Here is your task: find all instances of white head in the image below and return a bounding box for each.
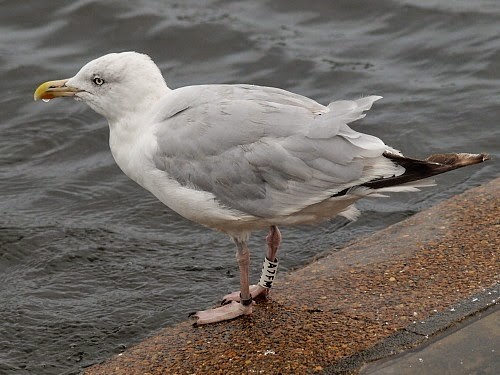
[34,52,169,122]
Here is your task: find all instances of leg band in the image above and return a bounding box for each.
[240,294,253,306]
[258,257,279,289]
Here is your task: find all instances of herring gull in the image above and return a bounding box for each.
[34,52,489,325]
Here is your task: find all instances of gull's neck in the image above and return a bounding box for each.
[105,80,171,125]
[107,81,171,183]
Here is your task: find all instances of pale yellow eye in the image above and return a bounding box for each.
[92,77,104,86]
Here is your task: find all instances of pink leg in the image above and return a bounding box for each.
[190,238,253,326]
[266,225,281,261]
[222,225,281,304]
[235,238,252,303]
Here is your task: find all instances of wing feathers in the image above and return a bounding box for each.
[153,87,396,218]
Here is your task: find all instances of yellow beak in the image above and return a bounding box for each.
[33,79,79,101]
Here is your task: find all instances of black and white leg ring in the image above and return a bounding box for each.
[258,257,279,289]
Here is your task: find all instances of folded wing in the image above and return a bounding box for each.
[152,85,398,217]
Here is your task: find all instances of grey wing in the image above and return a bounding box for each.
[153,86,389,218]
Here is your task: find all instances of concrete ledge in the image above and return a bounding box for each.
[83,177,499,375]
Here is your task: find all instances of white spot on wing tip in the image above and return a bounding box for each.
[338,205,360,221]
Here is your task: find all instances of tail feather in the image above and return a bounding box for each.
[362,152,490,189]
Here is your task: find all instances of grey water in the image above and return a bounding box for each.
[0,1,498,374]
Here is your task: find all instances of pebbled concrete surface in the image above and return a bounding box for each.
[359,305,499,375]
[83,177,499,375]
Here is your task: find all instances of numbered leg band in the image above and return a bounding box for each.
[258,257,279,289]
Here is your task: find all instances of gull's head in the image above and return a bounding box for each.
[34,52,168,121]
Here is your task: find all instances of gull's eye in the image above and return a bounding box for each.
[92,76,105,86]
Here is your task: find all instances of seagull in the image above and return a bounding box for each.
[34,52,488,326]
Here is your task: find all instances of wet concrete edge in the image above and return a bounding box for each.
[324,287,499,374]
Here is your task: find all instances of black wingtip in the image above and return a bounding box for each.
[361,151,490,190]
